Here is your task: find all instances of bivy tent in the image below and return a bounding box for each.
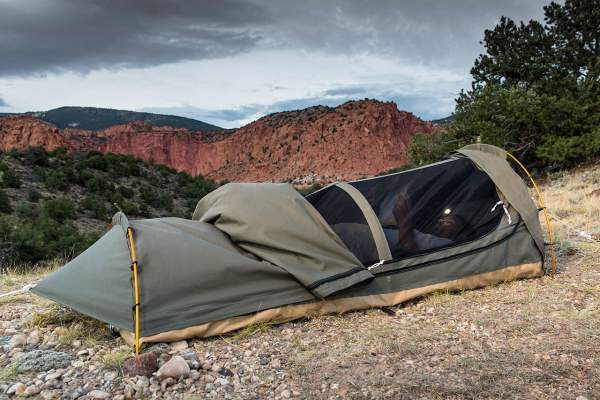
[32,144,553,352]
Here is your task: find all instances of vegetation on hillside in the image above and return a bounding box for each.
[37,106,223,131]
[409,0,600,170]
[0,147,219,266]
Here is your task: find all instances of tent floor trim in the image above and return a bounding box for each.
[120,261,542,346]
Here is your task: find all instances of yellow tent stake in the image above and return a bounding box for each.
[127,227,141,354]
[505,152,556,276]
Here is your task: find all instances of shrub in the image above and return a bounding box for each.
[0,165,22,188]
[45,170,70,191]
[24,147,50,166]
[0,215,98,264]
[119,200,139,215]
[117,185,135,199]
[16,202,38,219]
[0,190,12,214]
[81,196,108,220]
[27,189,42,203]
[42,198,75,222]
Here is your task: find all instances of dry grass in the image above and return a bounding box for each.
[100,350,132,374]
[28,304,113,347]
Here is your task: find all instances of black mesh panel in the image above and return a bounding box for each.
[307,185,379,265]
[349,158,503,259]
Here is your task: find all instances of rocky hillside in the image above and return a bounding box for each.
[0,148,219,265]
[0,100,438,183]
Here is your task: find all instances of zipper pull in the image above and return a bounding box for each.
[367,260,385,271]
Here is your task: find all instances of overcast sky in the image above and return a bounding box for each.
[0,0,547,128]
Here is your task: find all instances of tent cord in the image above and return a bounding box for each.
[0,282,37,298]
[127,227,141,355]
[505,153,556,276]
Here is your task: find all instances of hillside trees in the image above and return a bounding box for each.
[411,0,600,169]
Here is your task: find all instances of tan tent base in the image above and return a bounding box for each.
[120,261,542,346]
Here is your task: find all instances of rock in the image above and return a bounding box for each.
[76,349,89,357]
[17,350,73,372]
[7,382,26,395]
[281,389,291,398]
[27,330,42,347]
[45,371,63,381]
[218,367,234,377]
[87,390,111,399]
[123,384,135,399]
[24,385,42,396]
[216,377,230,386]
[170,340,188,352]
[122,352,158,377]
[160,377,175,391]
[103,370,118,382]
[8,333,27,349]
[157,355,190,380]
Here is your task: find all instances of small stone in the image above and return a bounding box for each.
[7,382,26,395]
[201,361,212,370]
[27,330,42,346]
[281,389,291,398]
[135,376,150,390]
[170,340,188,352]
[71,340,82,348]
[258,356,270,365]
[76,349,89,357]
[103,370,118,382]
[24,385,41,396]
[122,352,158,377]
[271,358,281,368]
[156,355,190,380]
[45,371,62,381]
[123,384,135,399]
[216,377,230,386]
[87,389,111,399]
[160,377,175,391]
[218,367,234,377]
[9,334,27,349]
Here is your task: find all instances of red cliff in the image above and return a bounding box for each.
[0,100,438,183]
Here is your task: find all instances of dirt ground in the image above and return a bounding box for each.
[1,162,599,399]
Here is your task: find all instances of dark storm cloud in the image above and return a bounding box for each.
[0,0,268,76]
[0,0,547,77]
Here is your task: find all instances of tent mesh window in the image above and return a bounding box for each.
[308,185,379,265]
[350,158,504,259]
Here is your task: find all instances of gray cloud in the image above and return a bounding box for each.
[0,97,8,107]
[0,0,268,76]
[1,0,547,77]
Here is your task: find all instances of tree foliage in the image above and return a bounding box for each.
[411,0,600,169]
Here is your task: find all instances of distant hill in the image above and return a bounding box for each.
[36,106,223,131]
[0,100,439,183]
[430,115,454,126]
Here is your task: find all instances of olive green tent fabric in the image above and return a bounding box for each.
[193,183,374,298]
[457,144,545,255]
[129,218,315,336]
[31,225,134,331]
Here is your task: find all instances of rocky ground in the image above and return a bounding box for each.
[0,163,598,400]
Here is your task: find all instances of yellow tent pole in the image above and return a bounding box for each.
[505,152,556,276]
[127,227,141,354]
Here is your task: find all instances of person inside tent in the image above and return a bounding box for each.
[386,192,466,256]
